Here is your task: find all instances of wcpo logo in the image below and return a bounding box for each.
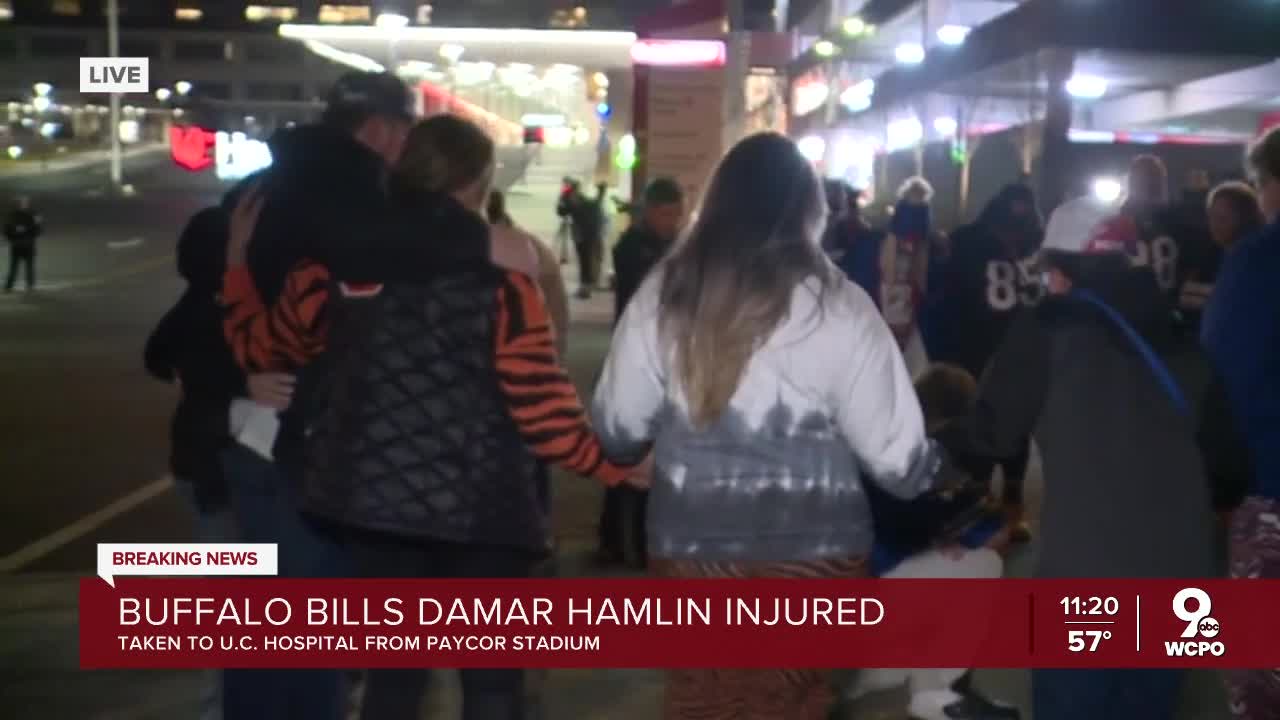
[1165,588,1224,657]
[80,57,149,93]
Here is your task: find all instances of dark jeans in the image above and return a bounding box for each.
[972,438,1031,506]
[572,232,601,288]
[346,531,540,720]
[5,248,34,291]
[1033,669,1182,720]
[219,445,350,720]
[598,485,647,565]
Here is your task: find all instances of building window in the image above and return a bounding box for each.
[51,0,81,15]
[245,5,299,23]
[174,40,229,62]
[120,38,158,57]
[247,82,304,102]
[197,82,232,100]
[318,4,370,24]
[245,41,304,64]
[550,6,588,29]
[30,34,88,57]
[175,7,203,21]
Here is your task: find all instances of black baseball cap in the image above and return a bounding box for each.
[324,71,415,122]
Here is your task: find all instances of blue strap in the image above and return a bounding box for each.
[1071,289,1190,417]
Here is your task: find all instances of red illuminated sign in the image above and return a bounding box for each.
[169,126,217,171]
[630,39,726,68]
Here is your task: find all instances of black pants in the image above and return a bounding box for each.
[1033,669,1181,720]
[572,232,600,288]
[972,438,1031,506]
[347,532,539,720]
[5,248,34,291]
[598,485,647,565]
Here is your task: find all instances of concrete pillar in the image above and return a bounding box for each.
[1039,48,1075,212]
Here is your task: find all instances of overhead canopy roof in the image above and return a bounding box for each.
[823,0,1280,143]
[278,25,637,70]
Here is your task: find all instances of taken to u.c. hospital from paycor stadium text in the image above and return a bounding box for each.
[3,1,1280,720]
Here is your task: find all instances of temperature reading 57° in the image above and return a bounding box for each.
[1068,630,1112,652]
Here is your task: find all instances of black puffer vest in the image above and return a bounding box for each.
[294,270,545,551]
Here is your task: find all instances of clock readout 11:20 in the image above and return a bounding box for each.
[1060,596,1120,616]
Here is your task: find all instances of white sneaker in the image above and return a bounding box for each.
[907,689,966,720]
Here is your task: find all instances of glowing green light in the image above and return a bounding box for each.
[814,40,837,58]
[842,17,866,36]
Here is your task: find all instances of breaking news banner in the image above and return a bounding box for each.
[80,544,1280,670]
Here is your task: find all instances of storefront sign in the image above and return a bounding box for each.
[169,127,272,179]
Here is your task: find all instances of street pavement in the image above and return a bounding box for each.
[0,151,1233,718]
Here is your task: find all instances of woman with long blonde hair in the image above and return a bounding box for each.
[591,132,943,718]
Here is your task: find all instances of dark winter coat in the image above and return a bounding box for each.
[938,269,1247,578]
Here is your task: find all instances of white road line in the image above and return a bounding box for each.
[106,237,145,250]
[0,476,173,573]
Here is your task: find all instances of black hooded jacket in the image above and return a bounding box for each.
[937,269,1248,578]
[224,124,492,306]
[144,207,245,511]
[221,124,495,466]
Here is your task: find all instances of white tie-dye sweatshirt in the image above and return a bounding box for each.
[591,270,941,562]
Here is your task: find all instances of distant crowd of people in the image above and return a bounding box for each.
[141,67,1278,720]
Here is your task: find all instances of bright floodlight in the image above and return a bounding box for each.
[6,145,22,159]
[155,88,172,101]
[797,135,826,163]
[839,79,874,113]
[1093,177,1124,204]
[933,116,958,136]
[33,82,53,97]
[886,118,924,151]
[936,25,970,46]
[32,96,51,112]
[1067,74,1108,99]
[842,17,866,36]
[814,40,836,58]
[175,81,193,95]
[895,43,925,65]
[375,12,410,29]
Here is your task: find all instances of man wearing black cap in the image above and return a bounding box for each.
[215,71,535,720]
[596,177,684,567]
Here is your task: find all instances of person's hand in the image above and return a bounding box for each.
[228,184,265,268]
[490,223,539,277]
[247,372,294,411]
[624,451,655,490]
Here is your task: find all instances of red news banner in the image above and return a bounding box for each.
[80,578,1280,669]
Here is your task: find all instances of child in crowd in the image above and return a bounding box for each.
[850,363,1020,720]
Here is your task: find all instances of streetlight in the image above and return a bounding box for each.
[175,81,193,96]
[155,88,172,101]
[33,82,52,97]
[375,12,409,29]
[32,96,52,113]
[375,13,409,68]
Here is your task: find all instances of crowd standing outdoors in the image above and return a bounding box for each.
[140,68,1277,720]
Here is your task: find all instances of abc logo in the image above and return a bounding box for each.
[1167,588,1225,658]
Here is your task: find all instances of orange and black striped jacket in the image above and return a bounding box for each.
[222,260,632,485]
